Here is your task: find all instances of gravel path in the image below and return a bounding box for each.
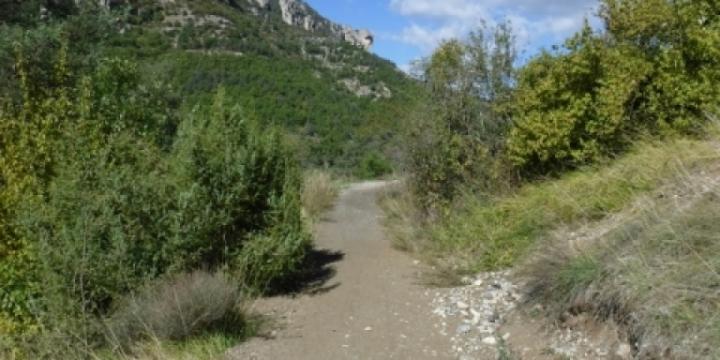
[227,181,457,359]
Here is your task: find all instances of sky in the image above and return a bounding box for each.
[305,0,600,71]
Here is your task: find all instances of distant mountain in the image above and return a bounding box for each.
[1,0,423,171]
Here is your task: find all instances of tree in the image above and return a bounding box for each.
[405,23,518,212]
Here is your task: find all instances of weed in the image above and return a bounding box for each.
[302,170,339,219]
[106,271,248,348]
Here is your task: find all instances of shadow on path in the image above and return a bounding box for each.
[267,248,344,297]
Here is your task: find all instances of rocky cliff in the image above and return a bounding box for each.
[249,0,373,49]
[94,0,373,49]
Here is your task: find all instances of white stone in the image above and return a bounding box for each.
[482,337,497,345]
[616,343,632,359]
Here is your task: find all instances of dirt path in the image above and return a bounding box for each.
[227,181,455,359]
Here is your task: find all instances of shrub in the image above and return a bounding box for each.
[508,1,720,174]
[355,152,393,179]
[404,24,517,212]
[233,168,311,291]
[24,133,177,318]
[302,170,338,219]
[107,271,246,347]
[1,48,309,355]
[170,90,310,273]
[0,45,181,341]
[507,25,653,173]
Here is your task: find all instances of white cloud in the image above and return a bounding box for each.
[388,0,598,58]
[390,0,486,20]
[394,23,469,50]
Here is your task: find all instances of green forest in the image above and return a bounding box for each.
[1,0,719,358]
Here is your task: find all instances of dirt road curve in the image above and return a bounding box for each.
[227,181,454,360]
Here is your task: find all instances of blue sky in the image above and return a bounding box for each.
[305,0,600,71]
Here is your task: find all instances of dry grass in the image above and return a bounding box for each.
[302,170,339,220]
[378,183,425,253]
[106,271,249,350]
[523,149,720,358]
[378,183,469,287]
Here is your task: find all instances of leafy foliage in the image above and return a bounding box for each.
[355,152,393,179]
[507,25,653,171]
[405,24,517,212]
[508,0,720,173]
[1,42,308,356]
[171,91,310,289]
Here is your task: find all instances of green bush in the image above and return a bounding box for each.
[404,25,517,212]
[1,47,309,354]
[170,90,310,275]
[355,152,393,179]
[508,1,720,174]
[24,133,177,318]
[507,28,652,172]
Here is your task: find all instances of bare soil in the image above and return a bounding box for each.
[227,181,456,359]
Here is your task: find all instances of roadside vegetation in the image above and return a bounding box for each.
[0,8,310,359]
[389,0,720,357]
[0,0,391,357]
[302,170,340,220]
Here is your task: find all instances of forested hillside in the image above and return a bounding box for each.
[0,0,421,171]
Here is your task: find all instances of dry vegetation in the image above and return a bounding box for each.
[107,271,248,347]
[302,170,340,220]
[524,156,720,358]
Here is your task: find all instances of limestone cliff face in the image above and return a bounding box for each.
[90,0,373,49]
[255,0,373,49]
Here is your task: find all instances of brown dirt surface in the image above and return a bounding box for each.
[227,181,456,360]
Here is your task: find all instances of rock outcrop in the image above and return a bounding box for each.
[253,0,374,49]
[87,0,373,49]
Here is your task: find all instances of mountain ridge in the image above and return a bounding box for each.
[2,0,420,171]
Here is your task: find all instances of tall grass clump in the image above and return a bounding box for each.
[107,271,248,347]
[302,170,339,219]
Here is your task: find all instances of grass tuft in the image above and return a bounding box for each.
[106,270,249,350]
[302,170,339,219]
